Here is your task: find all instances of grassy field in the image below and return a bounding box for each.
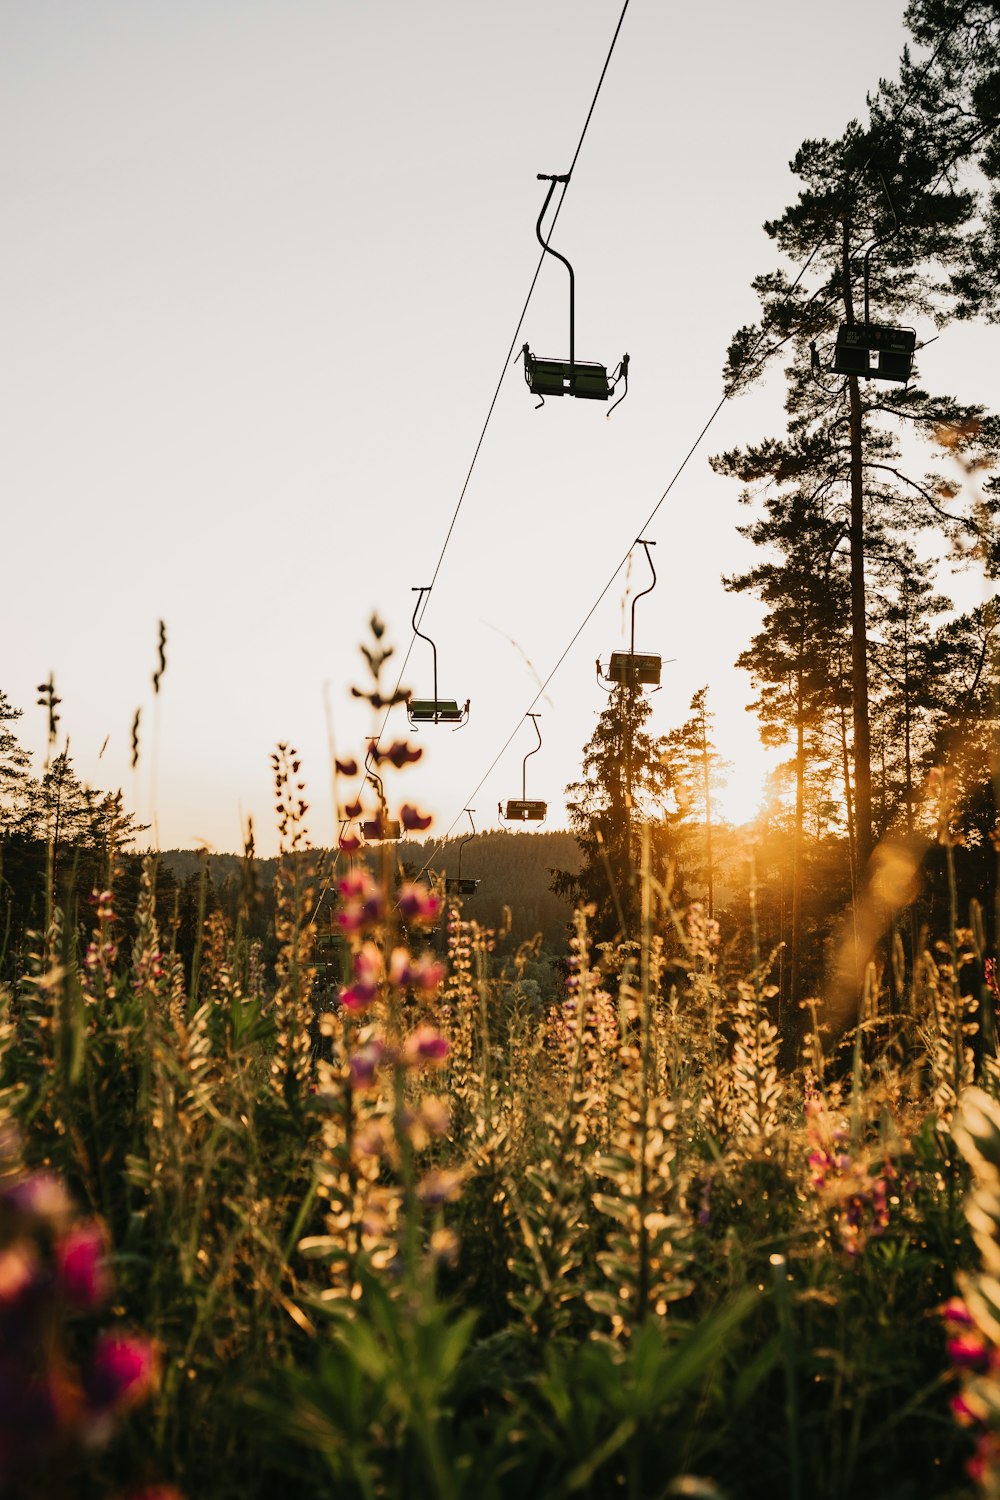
[1,729,999,1500]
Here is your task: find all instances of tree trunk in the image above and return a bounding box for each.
[700,709,715,920]
[791,661,805,1012]
[843,220,873,874]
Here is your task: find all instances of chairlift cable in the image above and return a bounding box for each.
[414,19,966,872]
[334,0,633,853]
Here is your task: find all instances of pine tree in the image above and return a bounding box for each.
[663,688,726,919]
[0,690,31,834]
[551,684,677,945]
[720,99,1000,876]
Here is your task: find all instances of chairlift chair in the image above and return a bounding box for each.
[597,539,662,690]
[500,715,547,823]
[824,171,916,386]
[446,809,480,895]
[406,587,470,729]
[522,173,629,413]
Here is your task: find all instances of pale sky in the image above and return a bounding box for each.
[3,0,995,856]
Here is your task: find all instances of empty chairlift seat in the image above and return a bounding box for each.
[406,587,470,729]
[523,349,613,402]
[605,651,661,687]
[832,323,916,383]
[407,698,468,725]
[501,800,547,822]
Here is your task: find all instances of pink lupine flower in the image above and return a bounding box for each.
[86,1333,157,1414]
[951,1389,979,1426]
[388,947,413,987]
[404,1025,450,1066]
[397,883,441,925]
[55,1221,111,1310]
[389,948,444,993]
[948,1334,991,1371]
[943,1297,975,1329]
[400,804,432,832]
[349,1041,384,1089]
[4,1172,74,1227]
[339,870,377,902]
[335,757,359,776]
[343,799,363,819]
[416,1168,464,1205]
[0,1242,38,1309]
[409,955,445,993]
[339,984,376,1015]
[337,869,384,931]
[368,738,423,769]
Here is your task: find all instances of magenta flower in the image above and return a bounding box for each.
[948,1334,991,1371]
[3,1172,74,1227]
[55,1220,111,1309]
[943,1297,974,1329]
[388,948,443,993]
[339,870,377,902]
[409,955,445,993]
[343,799,363,819]
[339,983,377,1014]
[400,804,433,832]
[349,1041,384,1089]
[354,942,382,987]
[369,738,423,769]
[335,757,359,776]
[397,882,441,926]
[0,1242,39,1309]
[86,1332,157,1414]
[338,832,362,854]
[404,1025,450,1066]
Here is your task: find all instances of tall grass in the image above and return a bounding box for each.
[0,623,994,1497]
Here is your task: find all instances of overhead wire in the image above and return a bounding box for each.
[328,0,632,871]
[412,12,968,873]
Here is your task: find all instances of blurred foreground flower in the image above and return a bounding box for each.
[0,1164,163,1494]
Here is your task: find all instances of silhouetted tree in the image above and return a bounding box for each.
[551,684,678,945]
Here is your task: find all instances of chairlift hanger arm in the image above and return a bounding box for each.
[522,712,542,801]
[457,808,476,882]
[536,173,575,371]
[854,168,901,329]
[630,538,656,656]
[411,586,438,703]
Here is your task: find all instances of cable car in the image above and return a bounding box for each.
[446,809,479,896]
[522,172,629,413]
[597,539,662,690]
[361,771,401,842]
[500,715,547,823]
[406,586,470,729]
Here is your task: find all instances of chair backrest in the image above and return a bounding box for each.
[505,800,546,821]
[608,651,662,686]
